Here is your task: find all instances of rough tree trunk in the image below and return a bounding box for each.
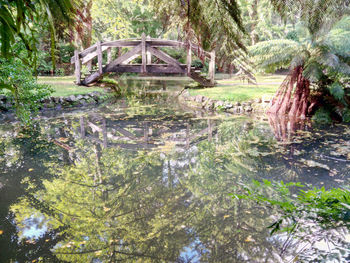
[268,66,310,119]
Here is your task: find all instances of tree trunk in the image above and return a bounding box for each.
[269,66,310,119]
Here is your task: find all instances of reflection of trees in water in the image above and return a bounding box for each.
[3,115,285,262]
[267,113,311,142]
[1,109,349,262]
[0,127,64,262]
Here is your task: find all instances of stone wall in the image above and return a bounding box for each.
[0,91,111,112]
[178,90,272,114]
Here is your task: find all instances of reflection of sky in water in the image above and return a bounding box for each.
[180,238,204,262]
[20,215,47,240]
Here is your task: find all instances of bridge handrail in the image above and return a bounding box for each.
[71,38,211,64]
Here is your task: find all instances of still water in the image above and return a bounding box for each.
[1,80,350,262]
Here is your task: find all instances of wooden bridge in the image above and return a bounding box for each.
[71,33,216,87]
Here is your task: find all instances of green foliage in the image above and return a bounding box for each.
[235,179,350,239]
[0,0,75,65]
[249,39,302,72]
[0,59,52,124]
[328,82,346,103]
[343,108,350,123]
[311,107,332,124]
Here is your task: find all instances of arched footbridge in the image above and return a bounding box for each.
[71,33,216,87]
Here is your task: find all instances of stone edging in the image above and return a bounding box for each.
[178,90,272,114]
[0,91,111,112]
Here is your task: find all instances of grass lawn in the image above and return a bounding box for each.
[189,74,286,102]
[38,76,106,97]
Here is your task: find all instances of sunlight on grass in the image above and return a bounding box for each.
[38,76,106,97]
[189,74,285,102]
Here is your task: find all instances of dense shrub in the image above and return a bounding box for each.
[0,58,52,124]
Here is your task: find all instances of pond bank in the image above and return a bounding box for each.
[179,89,272,114]
[0,91,113,113]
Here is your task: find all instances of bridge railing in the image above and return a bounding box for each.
[71,33,215,85]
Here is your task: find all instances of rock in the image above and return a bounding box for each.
[224,103,233,109]
[76,94,84,100]
[227,108,236,114]
[42,97,51,104]
[195,95,204,103]
[67,95,77,102]
[234,102,241,106]
[44,102,55,109]
[214,100,225,109]
[204,99,215,110]
[255,98,262,103]
[245,106,253,112]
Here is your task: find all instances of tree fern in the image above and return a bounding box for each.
[249,39,302,72]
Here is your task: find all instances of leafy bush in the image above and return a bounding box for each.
[0,58,53,124]
[312,107,332,124]
[234,180,350,262]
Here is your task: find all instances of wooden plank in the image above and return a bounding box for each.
[186,41,192,75]
[115,126,137,140]
[147,46,183,71]
[141,33,147,73]
[102,40,141,47]
[104,44,141,72]
[97,41,103,74]
[81,46,109,65]
[88,121,103,133]
[121,53,140,65]
[148,40,184,48]
[81,71,104,85]
[70,44,97,64]
[74,50,81,85]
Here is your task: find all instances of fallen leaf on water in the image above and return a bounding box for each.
[28,168,34,172]
[245,235,255,242]
[0,230,3,235]
[223,215,230,219]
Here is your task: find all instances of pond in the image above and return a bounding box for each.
[0,79,350,262]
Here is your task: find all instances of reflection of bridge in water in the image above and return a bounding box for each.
[77,115,217,151]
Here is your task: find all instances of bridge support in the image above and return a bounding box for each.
[72,34,216,87]
[74,50,81,85]
[209,51,215,85]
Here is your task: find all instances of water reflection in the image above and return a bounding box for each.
[0,100,350,262]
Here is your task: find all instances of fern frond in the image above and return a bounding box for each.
[249,39,302,72]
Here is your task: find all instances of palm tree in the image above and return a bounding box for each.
[249,0,350,120]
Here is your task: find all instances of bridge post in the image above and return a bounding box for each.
[146,35,152,64]
[209,50,215,85]
[87,61,92,72]
[97,41,103,74]
[107,47,112,64]
[74,50,81,85]
[141,33,147,73]
[186,41,192,75]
